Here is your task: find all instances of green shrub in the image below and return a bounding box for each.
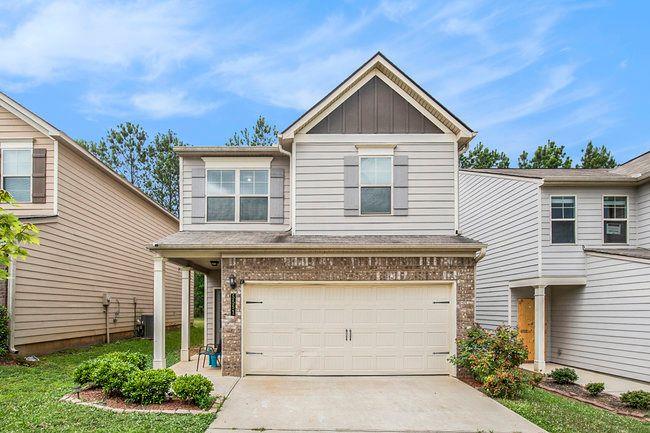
[171,374,215,410]
[102,351,148,370]
[91,358,138,395]
[72,359,99,385]
[585,382,605,396]
[549,367,579,384]
[122,369,176,405]
[482,368,532,399]
[0,305,9,359]
[621,390,650,410]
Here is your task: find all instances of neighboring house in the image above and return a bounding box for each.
[459,153,650,382]
[149,52,486,377]
[0,92,186,355]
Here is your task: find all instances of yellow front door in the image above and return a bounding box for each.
[518,298,535,361]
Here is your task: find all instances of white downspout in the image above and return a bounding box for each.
[7,259,17,354]
[277,139,292,234]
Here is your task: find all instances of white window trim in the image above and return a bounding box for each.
[602,194,629,245]
[550,195,577,245]
[202,156,272,169]
[355,143,395,156]
[359,155,393,216]
[205,168,270,223]
[1,141,33,204]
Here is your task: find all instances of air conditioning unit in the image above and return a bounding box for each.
[141,314,154,339]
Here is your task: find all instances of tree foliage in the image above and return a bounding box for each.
[226,115,278,146]
[0,190,39,280]
[578,141,617,168]
[518,140,573,168]
[144,131,186,216]
[460,142,510,169]
[105,122,149,188]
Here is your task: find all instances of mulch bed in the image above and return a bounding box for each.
[538,377,649,421]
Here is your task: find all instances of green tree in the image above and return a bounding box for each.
[518,140,573,168]
[578,141,617,168]
[460,142,510,169]
[144,131,186,215]
[194,273,204,318]
[105,122,149,187]
[226,115,278,146]
[0,190,39,280]
[77,138,119,172]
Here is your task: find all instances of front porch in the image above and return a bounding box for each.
[170,354,239,397]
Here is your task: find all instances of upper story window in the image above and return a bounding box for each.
[603,196,627,244]
[205,168,269,222]
[360,156,392,215]
[2,147,32,203]
[551,196,576,244]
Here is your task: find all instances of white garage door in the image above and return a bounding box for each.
[243,281,454,375]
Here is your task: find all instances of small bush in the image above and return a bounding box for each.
[102,351,148,370]
[549,367,579,384]
[91,358,138,395]
[585,382,605,397]
[72,359,99,385]
[482,368,533,399]
[0,305,9,359]
[621,390,650,410]
[172,374,215,410]
[122,369,176,405]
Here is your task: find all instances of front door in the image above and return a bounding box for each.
[518,298,535,361]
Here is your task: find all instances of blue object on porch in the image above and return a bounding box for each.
[208,353,218,367]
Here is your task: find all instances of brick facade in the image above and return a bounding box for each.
[221,256,476,377]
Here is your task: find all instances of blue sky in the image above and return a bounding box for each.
[0,0,648,165]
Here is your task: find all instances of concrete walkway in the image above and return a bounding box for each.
[522,362,650,397]
[170,355,238,397]
[208,376,546,433]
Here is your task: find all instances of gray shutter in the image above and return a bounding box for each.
[32,148,47,204]
[343,155,359,216]
[269,167,284,224]
[393,155,408,216]
[191,167,206,223]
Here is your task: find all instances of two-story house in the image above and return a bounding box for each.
[0,92,187,355]
[150,52,486,377]
[459,153,650,382]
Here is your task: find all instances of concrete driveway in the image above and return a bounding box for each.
[207,376,546,433]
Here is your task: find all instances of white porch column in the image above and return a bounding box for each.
[534,284,547,372]
[180,267,191,362]
[153,256,166,369]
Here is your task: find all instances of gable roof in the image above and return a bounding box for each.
[0,92,178,222]
[280,52,475,148]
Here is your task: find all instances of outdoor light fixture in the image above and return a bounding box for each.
[210,260,219,267]
[228,274,237,289]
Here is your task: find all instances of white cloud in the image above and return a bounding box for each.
[130,90,217,118]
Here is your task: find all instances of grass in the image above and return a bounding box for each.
[0,320,216,433]
[499,386,650,433]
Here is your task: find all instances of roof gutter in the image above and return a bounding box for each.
[149,242,485,252]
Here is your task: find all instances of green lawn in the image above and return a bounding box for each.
[0,320,215,433]
[499,386,650,433]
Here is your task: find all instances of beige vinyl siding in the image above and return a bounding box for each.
[459,172,540,328]
[295,140,455,235]
[13,142,184,348]
[638,182,650,248]
[541,186,638,277]
[550,254,650,382]
[0,107,55,216]
[181,156,290,231]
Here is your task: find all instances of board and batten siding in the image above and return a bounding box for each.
[13,142,186,350]
[181,156,290,231]
[540,186,638,277]
[550,254,650,382]
[637,182,650,248]
[459,172,540,328]
[295,140,455,235]
[0,106,56,217]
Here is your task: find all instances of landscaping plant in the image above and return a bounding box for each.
[172,374,215,410]
[122,368,176,405]
[72,351,147,386]
[0,305,9,359]
[449,325,533,398]
[549,367,579,384]
[72,358,99,385]
[585,382,605,397]
[91,358,139,395]
[620,390,650,410]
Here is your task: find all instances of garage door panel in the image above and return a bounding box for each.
[244,283,452,375]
